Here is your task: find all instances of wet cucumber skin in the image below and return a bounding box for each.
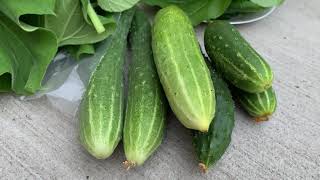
[123,11,167,167]
[193,64,235,172]
[79,9,135,159]
[235,87,277,122]
[152,6,216,132]
[205,20,273,93]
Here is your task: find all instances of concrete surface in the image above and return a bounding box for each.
[0,0,319,179]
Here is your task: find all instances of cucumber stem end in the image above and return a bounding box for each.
[254,114,271,122]
[123,160,137,170]
[199,163,208,173]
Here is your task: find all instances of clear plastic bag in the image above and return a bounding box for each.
[23,40,111,116]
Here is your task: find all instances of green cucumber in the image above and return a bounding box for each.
[79,8,135,159]
[204,20,273,93]
[193,63,235,173]
[123,11,167,168]
[152,6,216,132]
[235,87,277,122]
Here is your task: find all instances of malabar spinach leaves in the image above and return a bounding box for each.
[143,0,232,25]
[98,0,141,12]
[0,14,58,94]
[44,0,116,46]
[0,0,116,94]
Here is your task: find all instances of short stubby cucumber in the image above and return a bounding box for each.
[152,6,216,132]
[234,87,277,122]
[204,20,274,93]
[193,63,235,173]
[79,8,135,159]
[123,11,167,169]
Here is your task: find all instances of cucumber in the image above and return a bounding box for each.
[193,63,235,173]
[234,87,277,122]
[79,8,135,159]
[204,20,273,93]
[123,11,167,169]
[152,6,216,132]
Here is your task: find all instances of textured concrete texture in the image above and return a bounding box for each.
[0,0,320,179]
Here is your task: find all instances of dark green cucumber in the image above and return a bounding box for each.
[193,63,235,173]
[152,6,216,132]
[235,87,277,122]
[123,11,167,168]
[79,8,135,159]
[204,20,273,93]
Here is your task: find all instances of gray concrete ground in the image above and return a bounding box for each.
[0,0,319,179]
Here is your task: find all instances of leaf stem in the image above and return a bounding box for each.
[87,3,105,33]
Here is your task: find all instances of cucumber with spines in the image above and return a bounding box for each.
[205,20,273,93]
[152,6,216,132]
[123,11,167,169]
[193,63,235,173]
[79,8,135,159]
[234,87,277,122]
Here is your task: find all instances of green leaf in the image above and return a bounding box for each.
[66,44,95,60]
[0,0,56,31]
[0,73,11,93]
[98,0,141,12]
[225,0,266,14]
[0,14,58,94]
[44,0,116,46]
[250,0,284,7]
[143,0,232,25]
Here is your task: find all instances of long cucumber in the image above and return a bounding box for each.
[79,9,135,159]
[152,6,216,132]
[193,63,235,173]
[123,11,167,168]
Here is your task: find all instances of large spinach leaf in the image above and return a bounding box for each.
[98,0,141,12]
[225,0,266,14]
[143,0,231,25]
[0,0,56,31]
[250,0,284,7]
[44,0,116,46]
[0,14,57,94]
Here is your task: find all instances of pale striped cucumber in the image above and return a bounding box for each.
[123,11,167,168]
[152,6,216,132]
[235,87,277,122]
[205,21,273,93]
[79,9,135,159]
[193,63,235,173]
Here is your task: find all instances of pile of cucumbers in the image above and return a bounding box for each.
[79,5,277,172]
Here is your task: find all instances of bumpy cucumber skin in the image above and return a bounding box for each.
[235,87,277,122]
[123,11,167,167]
[152,6,216,132]
[79,9,135,159]
[204,21,273,93]
[193,64,235,172]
